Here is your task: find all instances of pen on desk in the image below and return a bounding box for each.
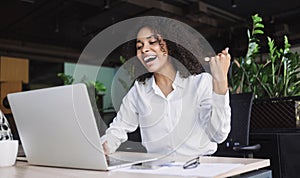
[131,158,201,170]
[183,156,200,169]
[131,164,160,169]
[131,161,183,169]
[158,162,183,167]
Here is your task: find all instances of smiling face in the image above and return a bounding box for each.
[136,27,170,73]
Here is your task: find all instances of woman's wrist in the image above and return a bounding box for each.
[213,79,228,95]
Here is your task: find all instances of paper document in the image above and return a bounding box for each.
[113,162,243,177]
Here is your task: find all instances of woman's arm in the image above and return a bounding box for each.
[198,48,231,143]
[100,84,139,155]
[209,47,231,95]
[196,73,231,144]
[197,47,231,143]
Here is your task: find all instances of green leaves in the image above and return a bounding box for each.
[57,73,74,85]
[254,23,264,28]
[119,55,126,64]
[251,14,264,36]
[253,29,264,35]
[90,81,107,94]
[252,14,262,23]
[231,14,264,97]
[245,14,264,61]
[57,73,106,94]
[230,14,300,99]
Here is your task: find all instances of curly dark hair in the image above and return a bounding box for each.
[121,17,205,83]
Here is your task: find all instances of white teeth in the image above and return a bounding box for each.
[144,55,157,63]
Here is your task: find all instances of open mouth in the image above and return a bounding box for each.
[143,55,157,63]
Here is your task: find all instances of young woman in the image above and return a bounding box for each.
[101,24,231,156]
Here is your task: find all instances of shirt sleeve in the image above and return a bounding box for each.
[100,83,139,154]
[196,73,231,144]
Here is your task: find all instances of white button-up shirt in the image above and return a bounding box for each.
[101,72,231,156]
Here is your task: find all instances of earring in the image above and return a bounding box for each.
[163,52,167,56]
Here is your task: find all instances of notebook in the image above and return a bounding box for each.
[8,83,157,170]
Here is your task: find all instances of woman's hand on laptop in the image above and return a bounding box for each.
[102,141,110,155]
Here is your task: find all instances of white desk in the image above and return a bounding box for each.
[0,153,270,178]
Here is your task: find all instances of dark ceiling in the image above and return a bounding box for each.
[1,0,300,66]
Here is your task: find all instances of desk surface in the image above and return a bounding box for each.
[0,153,270,178]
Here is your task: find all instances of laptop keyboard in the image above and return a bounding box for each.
[106,156,132,167]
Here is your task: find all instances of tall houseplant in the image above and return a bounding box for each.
[230,14,300,128]
[230,14,300,99]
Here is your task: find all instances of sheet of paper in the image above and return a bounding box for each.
[113,162,243,178]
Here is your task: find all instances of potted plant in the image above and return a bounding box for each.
[230,14,300,129]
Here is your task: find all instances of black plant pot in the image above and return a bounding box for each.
[251,96,300,129]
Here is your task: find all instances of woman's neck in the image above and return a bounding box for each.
[154,64,176,97]
[154,64,176,86]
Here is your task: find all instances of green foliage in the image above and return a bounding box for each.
[230,14,264,96]
[57,73,74,85]
[88,81,107,94]
[57,73,107,94]
[119,55,126,64]
[230,14,300,99]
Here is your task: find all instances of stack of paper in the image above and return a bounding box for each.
[113,162,243,177]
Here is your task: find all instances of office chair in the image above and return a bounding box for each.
[214,92,261,158]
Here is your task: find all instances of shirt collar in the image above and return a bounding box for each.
[145,71,186,93]
[173,71,186,89]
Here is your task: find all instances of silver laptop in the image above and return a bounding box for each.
[8,83,157,170]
